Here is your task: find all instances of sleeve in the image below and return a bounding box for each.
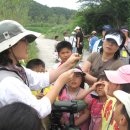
[87,52,97,63]
[84,94,93,110]
[0,77,51,118]
[24,67,50,90]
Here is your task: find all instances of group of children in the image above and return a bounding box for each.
[25,57,107,130]
[24,39,130,130]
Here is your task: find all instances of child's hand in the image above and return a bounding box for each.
[91,81,103,91]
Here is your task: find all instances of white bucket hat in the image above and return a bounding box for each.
[114,90,130,118]
[0,20,41,53]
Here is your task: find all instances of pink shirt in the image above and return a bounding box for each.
[85,95,104,130]
[59,87,89,130]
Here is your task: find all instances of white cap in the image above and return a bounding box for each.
[71,31,76,35]
[91,31,97,34]
[105,34,122,46]
[74,26,80,30]
[114,90,130,118]
[73,68,83,73]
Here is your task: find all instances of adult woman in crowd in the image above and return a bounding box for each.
[82,29,126,85]
[0,20,80,118]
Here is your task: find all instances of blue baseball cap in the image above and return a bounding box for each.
[102,25,112,31]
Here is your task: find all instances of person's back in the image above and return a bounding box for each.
[89,31,98,52]
[63,31,70,42]
[69,32,77,53]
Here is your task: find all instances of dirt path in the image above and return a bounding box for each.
[36,37,56,70]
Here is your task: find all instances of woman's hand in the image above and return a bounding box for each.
[55,69,74,85]
[65,53,81,68]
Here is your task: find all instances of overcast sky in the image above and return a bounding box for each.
[33,0,80,10]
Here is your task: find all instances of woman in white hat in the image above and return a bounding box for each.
[0,20,80,118]
[82,29,126,85]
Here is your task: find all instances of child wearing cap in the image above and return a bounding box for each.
[114,90,130,130]
[100,65,130,130]
[75,74,108,130]
[82,29,126,85]
[59,67,89,130]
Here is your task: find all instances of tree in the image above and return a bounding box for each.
[0,0,31,24]
[76,0,130,33]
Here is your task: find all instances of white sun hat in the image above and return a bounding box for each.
[0,20,41,53]
[105,34,123,46]
[114,90,130,118]
[74,26,80,30]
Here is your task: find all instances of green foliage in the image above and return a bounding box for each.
[27,42,38,62]
[28,1,76,25]
[0,0,31,24]
[76,0,130,34]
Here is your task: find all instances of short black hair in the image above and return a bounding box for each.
[0,102,44,130]
[56,41,72,53]
[97,73,109,82]
[26,58,45,69]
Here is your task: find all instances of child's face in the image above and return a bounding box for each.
[32,65,45,72]
[68,73,82,89]
[95,83,106,96]
[58,48,72,62]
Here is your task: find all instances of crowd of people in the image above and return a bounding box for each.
[0,19,130,130]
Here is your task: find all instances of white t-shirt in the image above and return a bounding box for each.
[64,36,70,42]
[0,67,51,118]
[69,36,76,47]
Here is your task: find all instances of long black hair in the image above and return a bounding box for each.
[100,29,126,60]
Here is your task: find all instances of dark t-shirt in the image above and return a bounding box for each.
[76,31,83,43]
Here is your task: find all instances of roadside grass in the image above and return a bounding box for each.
[27,42,38,62]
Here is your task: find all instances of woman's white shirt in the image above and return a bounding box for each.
[0,67,51,118]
